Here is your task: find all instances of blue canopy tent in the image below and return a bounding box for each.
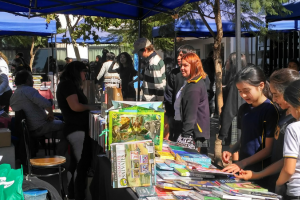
[0,12,56,36]
[266,2,300,22]
[48,20,121,44]
[152,18,300,38]
[0,0,198,20]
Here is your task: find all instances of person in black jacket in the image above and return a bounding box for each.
[215,52,247,165]
[175,53,210,153]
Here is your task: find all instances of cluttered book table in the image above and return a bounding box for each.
[89,101,282,200]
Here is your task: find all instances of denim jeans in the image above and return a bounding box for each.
[31,120,64,139]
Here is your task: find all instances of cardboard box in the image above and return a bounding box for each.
[0,128,11,147]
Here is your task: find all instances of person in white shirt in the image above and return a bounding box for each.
[277,79,300,198]
[0,51,12,113]
[96,52,119,83]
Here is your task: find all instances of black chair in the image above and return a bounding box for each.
[22,119,66,198]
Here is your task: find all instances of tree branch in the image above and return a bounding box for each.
[194,2,216,38]
[72,16,82,30]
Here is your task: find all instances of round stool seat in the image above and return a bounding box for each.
[30,156,66,167]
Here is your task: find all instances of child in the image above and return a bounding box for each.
[222,66,279,175]
[234,68,300,192]
[276,79,300,198]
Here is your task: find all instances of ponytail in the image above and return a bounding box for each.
[235,66,272,99]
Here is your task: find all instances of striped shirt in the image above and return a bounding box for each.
[142,52,166,101]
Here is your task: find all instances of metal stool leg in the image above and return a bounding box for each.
[58,165,66,198]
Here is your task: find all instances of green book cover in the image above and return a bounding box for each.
[225,183,268,192]
[109,110,164,151]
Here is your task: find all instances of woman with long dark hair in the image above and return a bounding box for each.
[56,61,98,199]
[108,52,137,101]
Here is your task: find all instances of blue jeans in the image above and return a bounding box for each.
[31,120,64,139]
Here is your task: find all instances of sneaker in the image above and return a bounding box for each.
[176,135,196,149]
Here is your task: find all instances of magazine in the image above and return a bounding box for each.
[111,140,155,188]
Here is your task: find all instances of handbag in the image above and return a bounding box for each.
[106,87,123,108]
[0,164,24,200]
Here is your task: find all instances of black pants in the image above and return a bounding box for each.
[0,89,12,113]
[168,117,182,142]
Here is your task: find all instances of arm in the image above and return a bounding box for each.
[66,94,95,112]
[107,61,119,73]
[97,63,106,81]
[222,140,240,165]
[222,138,274,173]
[234,159,284,180]
[164,71,174,117]
[276,158,296,185]
[0,74,9,94]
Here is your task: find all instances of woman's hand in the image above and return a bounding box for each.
[234,170,254,180]
[222,151,232,164]
[222,161,245,174]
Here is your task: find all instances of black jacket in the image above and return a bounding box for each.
[218,80,244,140]
[181,75,210,139]
[164,67,212,117]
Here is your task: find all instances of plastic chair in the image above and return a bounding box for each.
[22,119,66,198]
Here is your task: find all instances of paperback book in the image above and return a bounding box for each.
[156,182,190,191]
[136,186,157,198]
[157,171,203,181]
[188,180,218,187]
[165,159,186,169]
[225,183,268,192]
[174,168,215,179]
[156,163,173,171]
[111,140,155,188]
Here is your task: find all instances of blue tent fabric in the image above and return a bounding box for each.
[0,12,56,36]
[266,2,300,22]
[49,19,121,44]
[152,18,300,38]
[0,0,199,20]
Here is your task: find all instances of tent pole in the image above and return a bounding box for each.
[54,33,57,106]
[235,0,242,108]
[137,19,142,101]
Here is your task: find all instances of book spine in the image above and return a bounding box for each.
[111,145,118,188]
[115,144,127,188]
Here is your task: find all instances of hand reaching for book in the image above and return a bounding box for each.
[222,151,232,164]
[221,162,244,174]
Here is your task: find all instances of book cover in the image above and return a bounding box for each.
[146,196,176,200]
[188,180,217,187]
[157,151,175,160]
[155,186,173,196]
[193,186,214,192]
[109,110,164,151]
[212,190,251,200]
[156,182,190,191]
[157,171,203,181]
[156,163,173,171]
[213,179,252,185]
[174,168,215,179]
[172,191,198,200]
[225,183,268,192]
[135,186,157,198]
[238,189,281,199]
[192,190,221,200]
[111,140,155,188]
[165,160,186,168]
[186,166,231,177]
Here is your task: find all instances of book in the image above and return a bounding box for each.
[155,187,173,196]
[156,182,190,191]
[109,109,164,151]
[238,189,281,199]
[192,190,221,200]
[111,140,155,188]
[165,160,186,168]
[179,154,211,164]
[193,186,214,193]
[136,186,157,198]
[157,152,175,160]
[146,196,176,200]
[211,190,251,200]
[188,180,217,187]
[186,166,231,176]
[213,179,251,186]
[225,183,268,192]
[173,181,194,190]
[174,168,215,179]
[157,171,203,181]
[172,191,198,200]
[156,163,173,171]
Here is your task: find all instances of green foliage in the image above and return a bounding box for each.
[1,36,47,48]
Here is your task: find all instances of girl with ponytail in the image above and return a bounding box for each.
[222,66,279,182]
